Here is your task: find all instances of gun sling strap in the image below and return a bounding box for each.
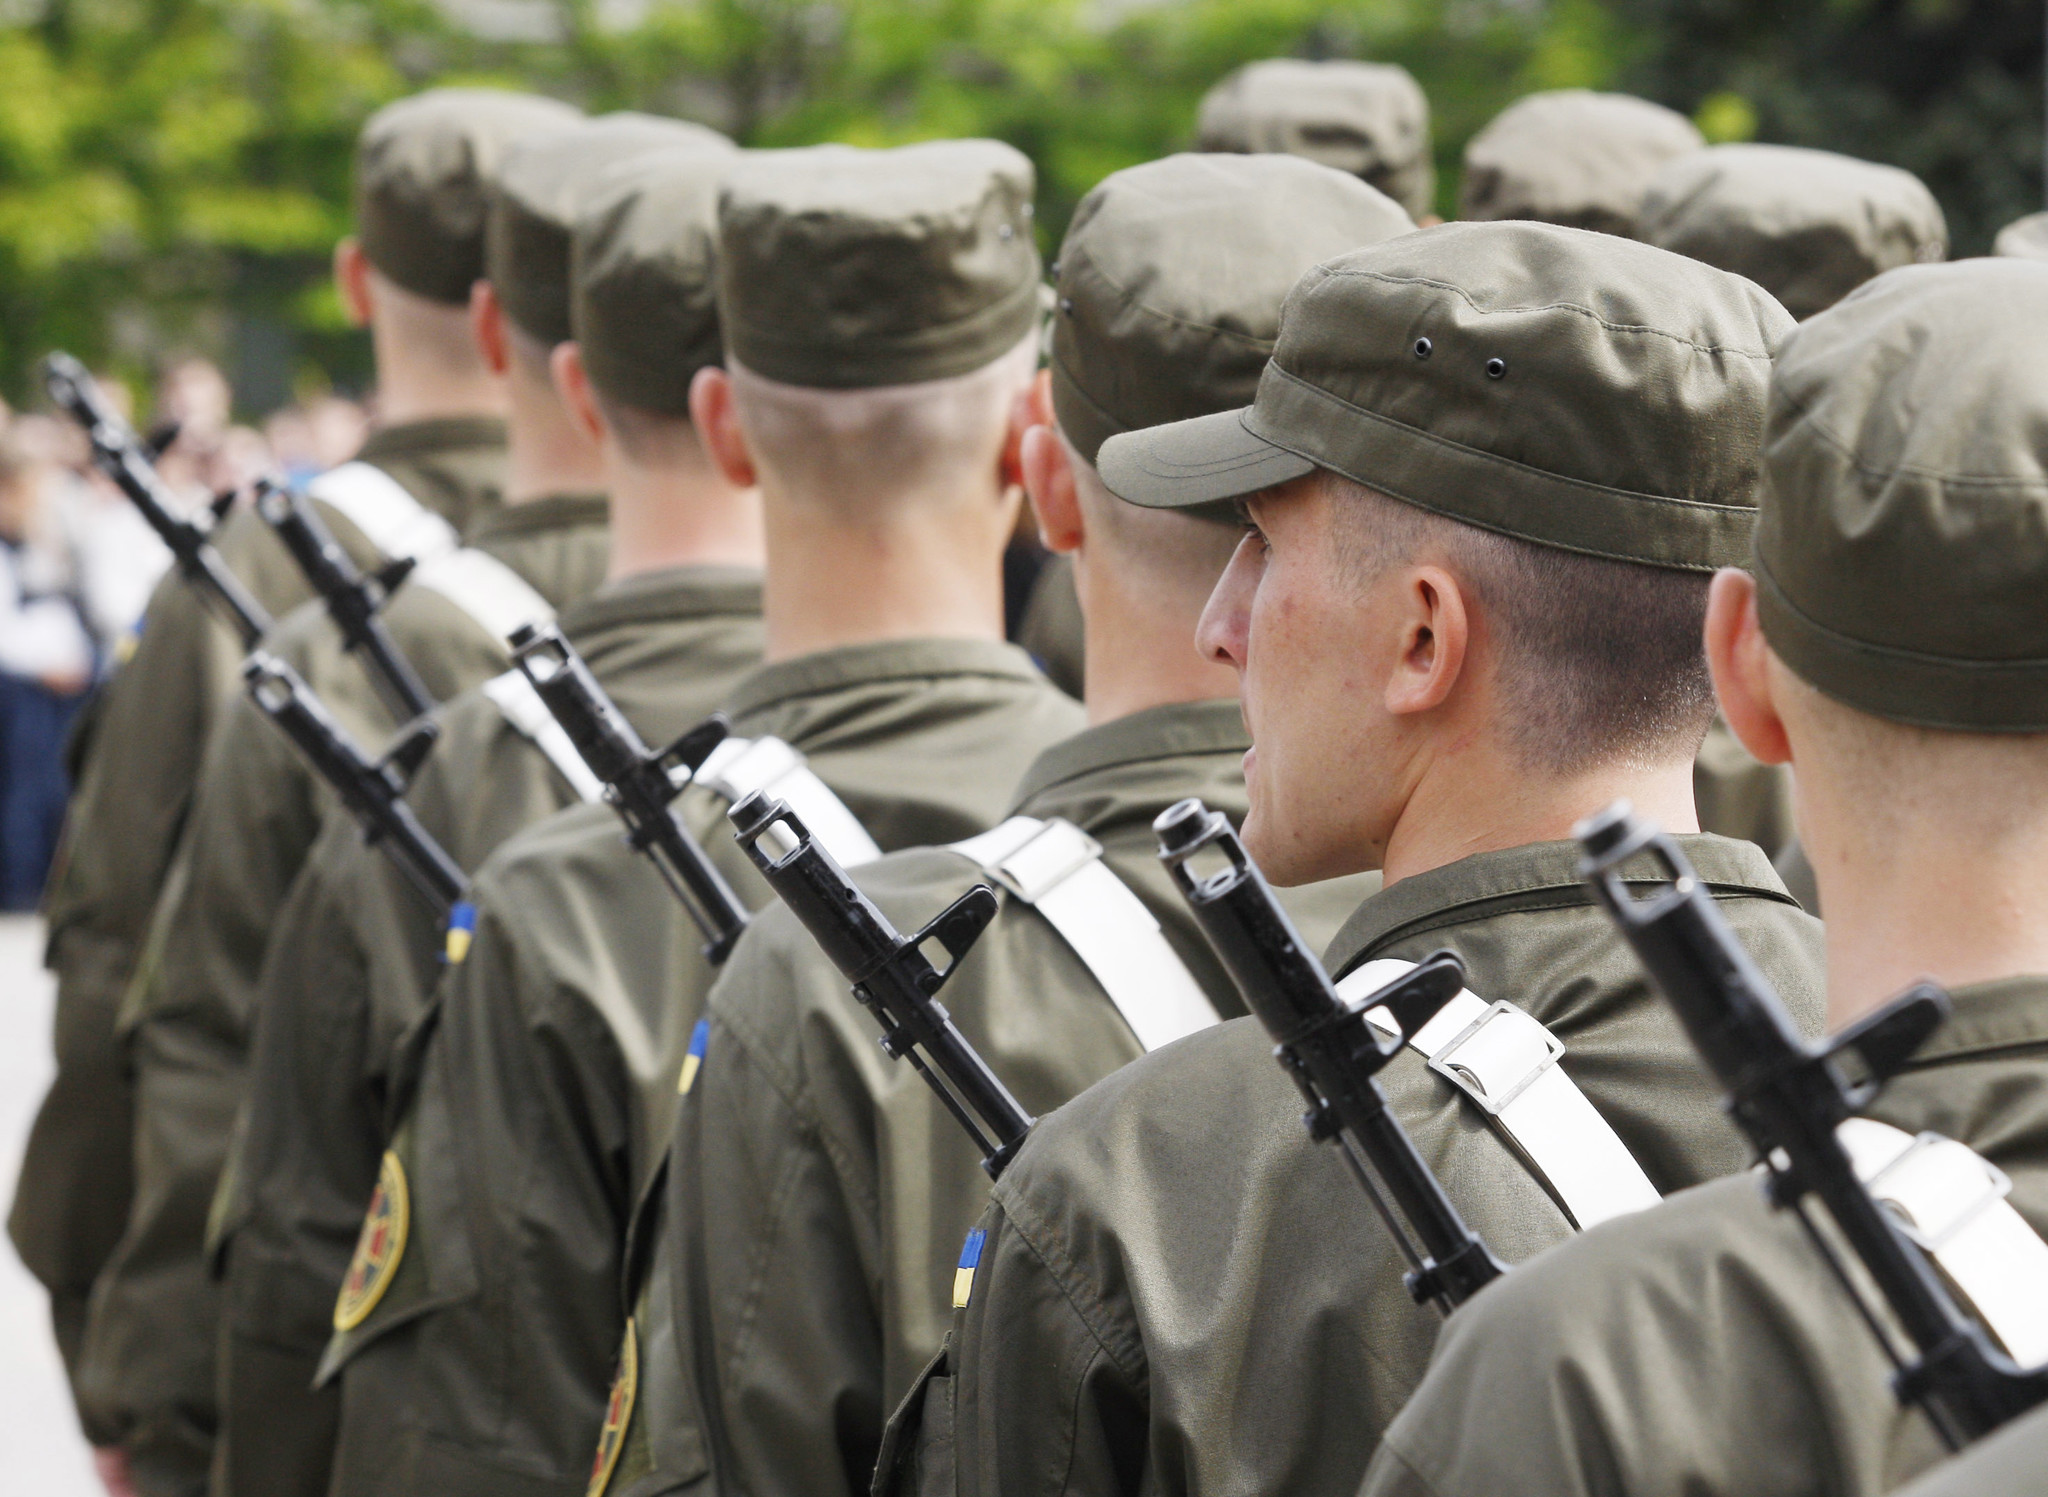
[1336,958,1662,1230]
[697,736,884,868]
[1836,1117,2048,1368]
[480,671,607,804]
[304,461,460,567]
[951,816,1222,1054]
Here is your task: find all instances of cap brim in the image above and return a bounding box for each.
[1097,407,1317,511]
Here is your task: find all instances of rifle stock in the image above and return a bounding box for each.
[44,351,271,646]
[728,791,1032,1178]
[508,622,747,963]
[1576,801,2048,1448]
[1154,798,1506,1313]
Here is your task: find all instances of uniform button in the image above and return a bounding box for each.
[1486,358,1507,379]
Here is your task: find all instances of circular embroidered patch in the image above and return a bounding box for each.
[587,1317,639,1497]
[333,1150,410,1332]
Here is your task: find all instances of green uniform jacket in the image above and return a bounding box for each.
[1360,974,2048,1497]
[915,837,1824,1497]
[1894,1402,2048,1497]
[320,638,1084,1497]
[10,418,505,1420]
[77,492,607,1496]
[663,700,1376,1497]
[214,564,764,1497]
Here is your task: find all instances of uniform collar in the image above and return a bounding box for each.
[1898,974,2048,1068]
[559,565,763,637]
[1326,833,1797,978]
[357,416,507,463]
[466,492,608,543]
[1009,698,1247,812]
[722,637,1046,724]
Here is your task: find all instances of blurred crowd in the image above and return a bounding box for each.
[0,359,368,908]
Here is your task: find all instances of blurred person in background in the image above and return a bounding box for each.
[0,427,94,907]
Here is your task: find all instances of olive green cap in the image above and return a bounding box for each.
[1459,90,1704,237]
[1756,260,2048,730]
[1993,211,2048,262]
[716,140,1040,389]
[1195,60,1434,220]
[1052,153,1413,475]
[1639,144,1946,321]
[354,89,583,305]
[489,113,734,345]
[1099,220,1794,573]
[571,148,739,416]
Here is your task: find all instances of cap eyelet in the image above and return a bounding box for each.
[1486,358,1507,380]
[1059,297,1074,316]
[999,223,1015,241]
[1413,337,1432,359]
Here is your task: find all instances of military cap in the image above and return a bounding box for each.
[1756,259,2048,730]
[1639,144,1945,320]
[716,140,1040,389]
[489,113,734,345]
[1994,210,2048,261]
[1196,59,1434,220]
[354,88,582,305]
[1052,153,1413,476]
[1459,89,1703,237]
[572,148,735,415]
[1100,220,1794,573]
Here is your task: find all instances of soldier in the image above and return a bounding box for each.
[210,141,759,1497]
[1458,88,1703,235]
[1195,58,1435,220]
[312,139,1084,1497]
[924,221,1830,1497]
[1638,143,1947,320]
[656,150,1410,1497]
[71,112,711,1496]
[1357,256,2048,1497]
[7,89,569,1478]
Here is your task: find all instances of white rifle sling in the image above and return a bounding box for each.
[1837,1117,2048,1368]
[478,671,606,804]
[949,817,1220,1054]
[1336,958,1662,1230]
[409,548,554,650]
[695,735,883,869]
[305,461,460,565]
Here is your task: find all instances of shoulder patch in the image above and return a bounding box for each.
[445,900,477,965]
[678,1017,710,1095]
[586,1316,639,1497]
[953,1227,986,1309]
[334,1151,410,1331]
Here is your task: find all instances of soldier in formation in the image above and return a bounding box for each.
[11,57,2046,1497]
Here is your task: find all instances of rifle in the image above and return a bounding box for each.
[43,351,271,647]
[728,791,1032,1178]
[508,622,748,963]
[1576,801,2048,1449]
[255,479,435,723]
[243,653,465,915]
[1154,799,1507,1313]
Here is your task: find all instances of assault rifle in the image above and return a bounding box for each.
[44,351,271,646]
[254,480,435,723]
[1577,801,2048,1449]
[508,622,748,963]
[729,791,1032,1178]
[1154,798,1506,1314]
[243,653,465,914]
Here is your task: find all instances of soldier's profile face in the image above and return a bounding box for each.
[1198,472,1401,884]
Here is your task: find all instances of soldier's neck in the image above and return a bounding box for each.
[1074,549,1238,727]
[1378,744,1699,890]
[603,446,764,580]
[759,488,1007,663]
[368,318,504,428]
[504,384,606,506]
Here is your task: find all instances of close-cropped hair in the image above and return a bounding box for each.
[595,390,700,469]
[370,264,484,377]
[1327,473,1716,777]
[1063,428,1238,602]
[728,332,1038,513]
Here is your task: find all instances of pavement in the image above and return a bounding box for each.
[2,914,103,1492]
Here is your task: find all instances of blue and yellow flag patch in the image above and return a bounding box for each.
[952,1227,986,1309]
[678,1017,710,1095]
[444,901,477,965]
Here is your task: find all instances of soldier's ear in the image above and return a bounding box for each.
[690,366,757,491]
[1706,568,1792,766]
[551,343,606,447]
[334,239,374,329]
[469,282,511,378]
[1021,422,1079,555]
